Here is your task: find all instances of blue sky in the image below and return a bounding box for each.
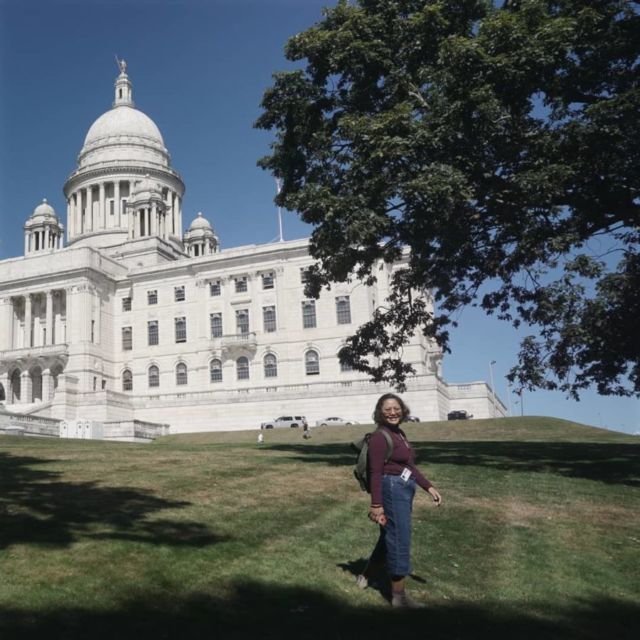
[1,0,637,433]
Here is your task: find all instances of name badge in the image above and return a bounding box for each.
[400,468,412,482]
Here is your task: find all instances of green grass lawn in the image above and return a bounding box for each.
[1,417,638,639]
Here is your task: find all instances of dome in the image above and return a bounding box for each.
[31,199,57,220]
[83,106,164,149]
[188,212,213,231]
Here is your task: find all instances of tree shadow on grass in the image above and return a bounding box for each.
[0,581,638,640]
[0,452,227,549]
[266,440,640,486]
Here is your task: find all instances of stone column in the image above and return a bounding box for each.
[0,297,13,350]
[67,198,73,238]
[168,192,174,235]
[24,232,29,255]
[176,195,182,238]
[42,369,52,401]
[99,183,106,229]
[85,187,93,232]
[45,290,53,345]
[44,227,50,250]
[151,203,157,235]
[0,372,9,405]
[114,180,121,226]
[74,192,80,234]
[24,294,32,348]
[93,288,100,344]
[65,287,74,342]
[20,370,32,404]
[81,286,92,343]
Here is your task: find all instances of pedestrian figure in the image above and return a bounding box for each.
[357,393,442,608]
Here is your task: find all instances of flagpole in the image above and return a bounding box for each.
[276,178,284,242]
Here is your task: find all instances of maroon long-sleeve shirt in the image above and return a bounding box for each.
[368,425,433,506]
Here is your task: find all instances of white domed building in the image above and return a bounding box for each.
[0,62,504,439]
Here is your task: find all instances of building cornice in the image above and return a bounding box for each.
[63,164,185,196]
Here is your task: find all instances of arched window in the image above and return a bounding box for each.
[176,362,188,386]
[122,369,133,391]
[51,364,63,392]
[338,348,353,372]
[210,359,223,383]
[305,350,320,376]
[237,356,249,380]
[10,369,21,402]
[264,353,278,378]
[30,366,43,402]
[0,382,5,402]
[148,365,159,388]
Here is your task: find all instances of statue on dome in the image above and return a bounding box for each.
[115,56,127,74]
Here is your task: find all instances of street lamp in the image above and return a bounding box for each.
[489,360,497,418]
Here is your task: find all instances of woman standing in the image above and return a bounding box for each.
[357,393,442,608]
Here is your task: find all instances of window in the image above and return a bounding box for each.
[264,353,278,378]
[263,306,276,333]
[210,313,223,338]
[336,296,351,324]
[339,348,353,372]
[210,359,223,383]
[122,326,132,351]
[176,362,188,386]
[236,356,249,380]
[148,365,159,388]
[209,280,221,297]
[91,320,95,343]
[302,300,317,329]
[174,285,185,302]
[236,309,249,335]
[305,350,320,376]
[262,272,274,289]
[122,297,132,312]
[234,276,248,293]
[148,320,158,346]
[175,317,186,343]
[300,267,310,284]
[148,290,158,305]
[122,369,133,391]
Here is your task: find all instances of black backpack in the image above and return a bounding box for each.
[351,428,393,492]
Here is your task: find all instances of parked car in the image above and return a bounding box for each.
[404,415,421,423]
[315,417,358,427]
[447,410,473,420]
[260,415,308,429]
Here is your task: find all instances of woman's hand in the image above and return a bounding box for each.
[428,486,442,506]
[369,505,387,525]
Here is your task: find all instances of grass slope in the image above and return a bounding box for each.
[0,417,638,639]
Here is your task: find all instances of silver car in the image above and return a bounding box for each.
[315,416,357,427]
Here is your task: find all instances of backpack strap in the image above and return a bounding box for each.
[375,427,394,463]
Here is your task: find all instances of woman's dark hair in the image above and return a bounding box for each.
[373,393,410,425]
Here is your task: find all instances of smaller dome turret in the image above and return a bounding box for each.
[30,198,57,220]
[130,174,162,202]
[184,212,219,257]
[24,199,64,255]
[188,212,212,231]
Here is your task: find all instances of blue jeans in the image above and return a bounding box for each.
[369,474,416,577]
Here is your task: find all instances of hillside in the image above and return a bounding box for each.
[1,416,638,640]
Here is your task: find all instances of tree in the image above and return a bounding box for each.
[256,0,640,397]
